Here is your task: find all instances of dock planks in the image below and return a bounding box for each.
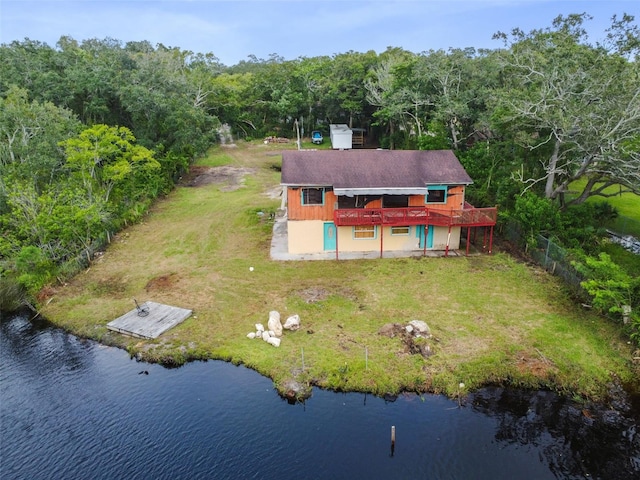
[107,301,193,339]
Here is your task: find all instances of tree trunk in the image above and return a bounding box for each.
[449,119,459,150]
[545,138,561,199]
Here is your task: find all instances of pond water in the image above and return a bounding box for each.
[1,311,639,480]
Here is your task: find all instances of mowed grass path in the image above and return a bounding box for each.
[42,142,636,400]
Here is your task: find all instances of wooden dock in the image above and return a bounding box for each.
[107,301,193,339]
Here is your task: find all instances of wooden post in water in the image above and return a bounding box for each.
[390,425,396,456]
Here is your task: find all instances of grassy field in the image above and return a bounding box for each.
[41,141,637,401]
[571,179,640,237]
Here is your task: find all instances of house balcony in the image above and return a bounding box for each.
[333,203,497,228]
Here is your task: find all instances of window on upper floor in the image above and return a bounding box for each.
[337,195,375,209]
[382,195,409,208]
[426,186,447,204]
[301,187,325,205]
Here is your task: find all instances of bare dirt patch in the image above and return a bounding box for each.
[295,286,359,304]
[297,287,330,303]
[145,273,180,292]
[181,165,256,190]
[264,186,283,199]
[516,350,557,378]
[92,275,129,296]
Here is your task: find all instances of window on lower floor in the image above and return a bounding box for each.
[353,225,376,239]
[391,226,410,235]
[302,187,324,205]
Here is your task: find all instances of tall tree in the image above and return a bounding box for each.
[0,86,80,192]
[365,49,416,148]
[59,124,160,205]
[492,14,640,205]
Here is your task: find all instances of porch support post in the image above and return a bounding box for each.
[466,226,471,256]
[380,224,383,258]
[423,225,427,256]
[445,224,452,257]
[489,225,494,254]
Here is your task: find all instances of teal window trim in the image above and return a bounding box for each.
[425,186,448,204]
[352,225,377,240]
[390,226,411,236]
[301,187,325,206]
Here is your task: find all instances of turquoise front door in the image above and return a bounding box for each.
[324,222,337,251]
[417,225,434,249]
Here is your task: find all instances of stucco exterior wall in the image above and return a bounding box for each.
[432,226,461,250]
[286,221,461,254]
[287,220,325,254]
[336,226,418,252]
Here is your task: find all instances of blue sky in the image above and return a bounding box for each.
[1,1,637,65]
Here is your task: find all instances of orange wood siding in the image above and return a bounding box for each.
[408,195,424,207]
[287,188,336,221]
[407,186,465,210]
[288,186,466,220]
[428,185,465,212]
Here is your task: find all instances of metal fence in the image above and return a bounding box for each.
[504,220,586,298]
[529,234,585,297]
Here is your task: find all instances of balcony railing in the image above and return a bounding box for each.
[333,205,497,227]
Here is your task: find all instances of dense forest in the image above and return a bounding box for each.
[1,13,639,339]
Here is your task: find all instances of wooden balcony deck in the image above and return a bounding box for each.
[333,205,497,228]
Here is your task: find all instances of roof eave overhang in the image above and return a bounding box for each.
[334,187,429,197]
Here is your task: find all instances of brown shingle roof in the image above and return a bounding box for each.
[281,149,473,188]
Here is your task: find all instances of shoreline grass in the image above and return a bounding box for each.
[40,141,638,402]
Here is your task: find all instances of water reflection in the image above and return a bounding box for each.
[1,311,639,480]
[470,387,640,478]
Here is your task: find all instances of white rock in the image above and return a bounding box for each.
[267,310,283,337]
[405,325,414,333]
[262,330,271,342]
[408,320,430,336]
[283,314,301,331]
[266,337,281,347]
[247,332,256,339]
[255,323,265,332]
[268,330,276,337]
[255,331,262,338]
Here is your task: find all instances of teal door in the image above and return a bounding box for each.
[417,225,434,249]
[324,222,337,251]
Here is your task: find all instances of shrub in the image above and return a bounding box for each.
[511,193,561,250]
[572,252,640,322]
[15,246,55,296]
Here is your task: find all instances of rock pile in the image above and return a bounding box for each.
[378,320,434,358]
[246,311,301,347]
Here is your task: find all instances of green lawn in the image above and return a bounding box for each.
[40,142,637,402]
[571,179,640,236]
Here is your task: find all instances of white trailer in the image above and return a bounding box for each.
[329,124,352,149]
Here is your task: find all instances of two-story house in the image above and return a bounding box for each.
[281,149,497,258]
